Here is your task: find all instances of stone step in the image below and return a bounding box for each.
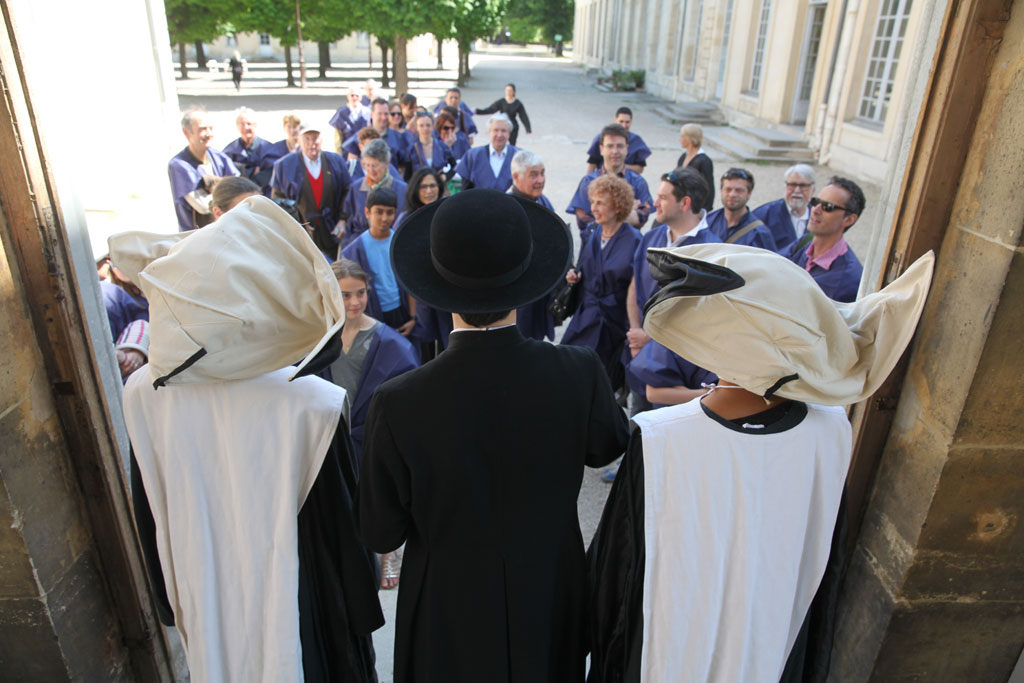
[653,101,726,126]
[704,126,815,163]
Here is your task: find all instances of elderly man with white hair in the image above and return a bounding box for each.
[223,107,277,195]
[752,163,817,251]
[453,113,519,191]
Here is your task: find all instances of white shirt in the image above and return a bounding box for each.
[790,205,810,237]
[665,210,709,247]
[488,144,508,178]
[301,152,322,179]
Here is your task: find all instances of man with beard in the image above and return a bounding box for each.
[752,164,816,251]
[705,168,777,251]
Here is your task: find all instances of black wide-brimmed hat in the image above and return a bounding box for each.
[390,189,572,313]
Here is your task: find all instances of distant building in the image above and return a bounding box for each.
[574,0,925,182]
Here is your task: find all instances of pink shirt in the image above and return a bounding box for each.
[804,237,849,272]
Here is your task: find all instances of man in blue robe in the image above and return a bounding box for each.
[566,124,653,233]
[222,108,276,196]
[585,107,651,174]
[781,176,865,303]
[508,150,559,341]
[341,98,407,164]
[339,139,408,251]
[329,88,370,154]
[432,87,478,142]
[341,187,416,334]
[706,168,777,251]
[624,167,721,415]
[167,110,239,232]
[454,113,518,192]
[270,123,351,260]
[751,164,816,252]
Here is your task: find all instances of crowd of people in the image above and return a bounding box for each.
[93,80,922,683]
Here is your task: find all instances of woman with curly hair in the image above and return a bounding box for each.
[560,174,641,390]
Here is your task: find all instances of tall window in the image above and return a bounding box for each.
[858,0,913,122]
[799,5,827,101]
[748,0,773,93]
[687,0,705,80]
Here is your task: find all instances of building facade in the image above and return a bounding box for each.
[573,0,931,182]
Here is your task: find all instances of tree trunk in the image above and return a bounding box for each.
[368,35,373,69]
[378,40,390,88]
[457,46,470,86]
[178,42,189,79]
[285,44,296,87]
[436,36,443,69]
[555,41,564,57]
[194,40,207,69]
[318,41,330,78]
[393,35,408,97]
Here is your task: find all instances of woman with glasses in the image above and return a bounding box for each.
[402,113,456,182]
[435,109,471,162]
[676,123,715,211]
[560,174,642,391]
[474,83,532,146]
[388,101,406,132]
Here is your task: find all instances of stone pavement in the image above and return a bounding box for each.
[176,43,881,682]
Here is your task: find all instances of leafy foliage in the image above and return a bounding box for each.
[504,0,573,44]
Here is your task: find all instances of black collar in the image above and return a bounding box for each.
[446,324,524,353]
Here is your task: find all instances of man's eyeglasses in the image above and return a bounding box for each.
[808,197,851,213]
[786,182,813,189]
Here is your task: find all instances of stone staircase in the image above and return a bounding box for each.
[652,101,727,126]
[703,126,815,163]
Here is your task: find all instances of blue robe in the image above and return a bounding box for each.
[560,223,641,372]
[626,341,717,409]
[410,303,454,349]
[341,127,407,163]
[751,198,802,251]
[321,323,419,460]
[706,207,778,251]
[403,137,456,178]
[102,281,149,341]
[329,105,369,142]
[565,169,653,231]
[585,131,652,168]
[454,144,519,192]
[222,136,276,195]
[447,131,471,161]
[341,231,412,321]
[782,240,863,303]
[269,151,352,257]
[432,101,478,137]
[625,223,721,396]
[167,147,239,232]
[340,176,408,250]
[265,139,292,166]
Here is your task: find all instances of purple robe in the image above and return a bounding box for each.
[341,127,408,163]
[329,105,370,141]
[565,168,653,231]
[751,198,801,251]
[706,207,778,251]
[782,240,863,303]
[222,136,276,195]
[585,131,652,168]
[269,151,351,257]
[560,223,641,371]
[454,144,519,192]
[432,101,478,137]
[403,137,456,178]
[102,280,149,341]
[167,147,239,232]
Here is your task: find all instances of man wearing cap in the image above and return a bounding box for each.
[780,176,866,303]
[168,109,240,232]
[706,168,778,251]
[270,122,352,260]
[357,189,630,682]
[751,164,816,251]
[111,196,384,682]
[588,244,934,682]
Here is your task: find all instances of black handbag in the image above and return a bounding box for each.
[548,267,581,326]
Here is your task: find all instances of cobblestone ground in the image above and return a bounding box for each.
[177,44,882,681]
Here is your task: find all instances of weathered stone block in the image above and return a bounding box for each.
[0,596,68,681]
[0,479,38,598]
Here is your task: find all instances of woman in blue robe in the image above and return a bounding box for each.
[436,110,471,164]
[401,113,456,182]
[560,175,641,389]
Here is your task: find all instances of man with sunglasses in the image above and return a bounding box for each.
[781,176,865,303]
[751,164,816,251]
[706,168,778,251]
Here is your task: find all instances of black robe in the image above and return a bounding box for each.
[587,407,848,683]
[131,419,383,683]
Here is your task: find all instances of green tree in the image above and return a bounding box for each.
[452,0,506,85]
[504,0,572,54]
[356,0,443,95]
[303,0,360,78]
[234,0,303,86]
[165,0,241,78]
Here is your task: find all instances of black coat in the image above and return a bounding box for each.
[358,325,629,682]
